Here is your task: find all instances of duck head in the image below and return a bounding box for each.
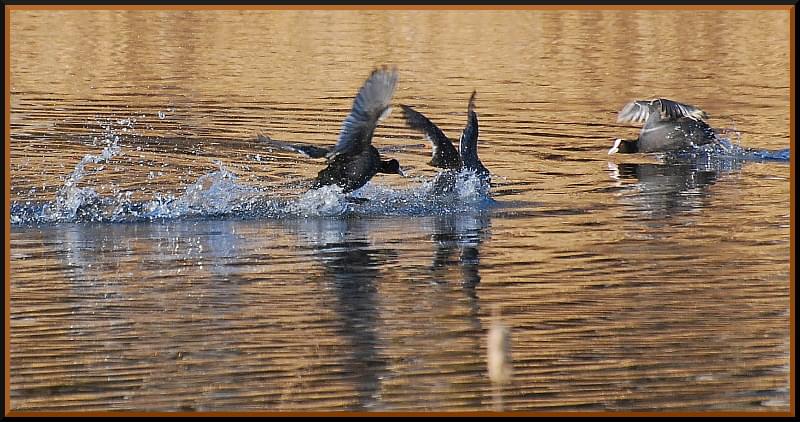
[379,159,405,177]
[608,138,639,154]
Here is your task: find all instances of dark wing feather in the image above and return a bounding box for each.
[618,98,708,124]
[327,66,399,160]
[459,91,487,175]
[656,98,709,121]
[257,133,330,159]
[400,104,461,169]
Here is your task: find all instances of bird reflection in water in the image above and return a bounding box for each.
[296,213,494,410]
[426,212,498,408]
[607,154,745,218]
[294,218,397,410]
[608,138,789,220]
[428,212,491,300]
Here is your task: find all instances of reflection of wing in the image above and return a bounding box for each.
[257,134,330,158]
[327,66,399,160]
[459,91,482,172]
[401,105,461,169]
[617,98,709,124]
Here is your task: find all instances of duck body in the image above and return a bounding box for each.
[311,144,383,193]
[636,112,718,153]
[610,98,719,154]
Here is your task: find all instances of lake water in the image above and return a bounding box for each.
[8,9,792,412]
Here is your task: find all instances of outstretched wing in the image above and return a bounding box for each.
[656,98,708,121]
[257,133,330,159]
[400,104,461,169]
[459,91,484,173]
[617,98,709,124]
[326,66,399,160]
[617,100,653,123]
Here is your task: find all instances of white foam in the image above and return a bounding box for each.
[290,185,349,217]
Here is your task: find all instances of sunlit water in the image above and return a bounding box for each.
[9,9,791,412]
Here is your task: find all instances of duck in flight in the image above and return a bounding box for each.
[608,98,720,154]
[259,66,403,193]
[400,91,490,193]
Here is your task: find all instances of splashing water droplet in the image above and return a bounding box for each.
[291,185,349,217]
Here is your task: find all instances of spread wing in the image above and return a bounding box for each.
[400,104,461,169]
[459,91,483,172]
[326,66,399,160]
[617,98,709,124]
[257,133,330,159]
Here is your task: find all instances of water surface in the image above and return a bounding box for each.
[8,9,792,412]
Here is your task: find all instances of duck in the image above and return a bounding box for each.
[608,98,719,154]
[400,91,490,193]
[259,66,403,193]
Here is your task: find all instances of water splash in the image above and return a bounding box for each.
[10,112,498,226]
[348,169,495,216]
[665,137,790,166]
[141,165,262,220]
[37,136,123,223]
[456,170,493,203]
[288,185,350,217]
[11,146,497,225]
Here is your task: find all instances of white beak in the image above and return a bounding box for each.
[608,139,623,155]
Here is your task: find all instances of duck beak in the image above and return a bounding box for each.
[608,139,622,155]
[397,167,406,177]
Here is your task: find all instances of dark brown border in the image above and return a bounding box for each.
[4,4,795,418]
